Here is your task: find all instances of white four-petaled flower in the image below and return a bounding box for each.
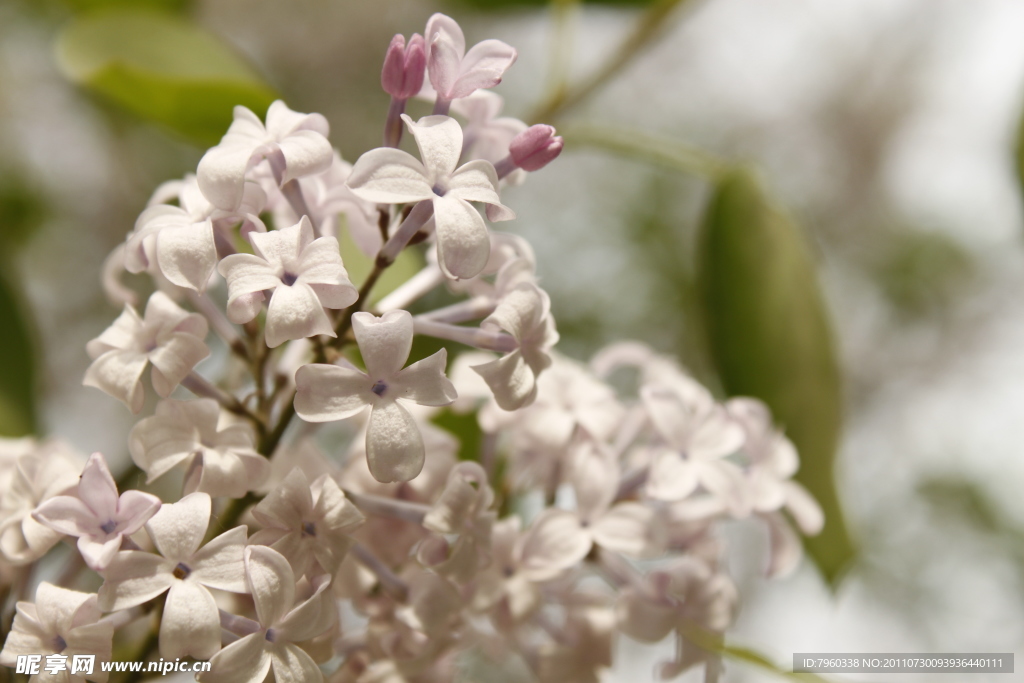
[346,114,514,279]
[219,216,358,348]
[33,453,162,571]
[83,292,209,414]
[294,310,457,483]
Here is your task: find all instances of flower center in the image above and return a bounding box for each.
[281,271,298,286]
[53,635,67,653]
[371,380,388,397]
[302,521,316,537]
[431,184,446,197]
[265,628,278,643]
[100,520,117,534]
[172,562,191,580]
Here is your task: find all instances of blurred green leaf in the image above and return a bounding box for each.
[55,10,278,146]
[0,269,38,436]
[0,177,49,251]
[337,223,424,306]
[697,167,853,583]
[60,0,190,14]
[432,409,484,463]
[873,228,973,319]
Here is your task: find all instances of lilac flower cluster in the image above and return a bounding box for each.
[0,14,820,683]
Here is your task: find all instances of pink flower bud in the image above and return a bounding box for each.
[381,33,426,100]
[509,124,564,171]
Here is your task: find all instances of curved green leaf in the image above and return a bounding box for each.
[697,167,854,583]
[56,10,277,146]
[0,269,38,436]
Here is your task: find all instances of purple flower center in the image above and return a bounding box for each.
[265,628,278,643]
[172,562,191,580]
[371,380,388,397]
[431,184,446,197]
[302,522,316,537]
[53,635,67,653]
[281,271,298,286]
[100,520,117,534]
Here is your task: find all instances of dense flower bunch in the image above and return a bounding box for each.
[0,13,822,683]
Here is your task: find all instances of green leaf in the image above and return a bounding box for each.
[55,10,278,146]
[337,221,424,306]
[697,167,854,583]
[0,269,38,437]
[60,0,190,14]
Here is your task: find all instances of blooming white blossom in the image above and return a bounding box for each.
[346,114,514,279]
[197,100,333,211]
[219,216,358,347]
[0,440,82,565]
[128,399,270,499]
[199,546,335,683]
[295,310,457,483]
[424,13,517,105]
[124,175,266,292]
[249,468,364,578]
[83,291,209,413]
[0,583,113,682]
[33,453,161,571]
[98,493,247,660]
[472,282,558,410]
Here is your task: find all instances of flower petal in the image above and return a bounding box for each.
[278,130,334,185]
[245,545,295,627]
[219,254,280,324]
[450,39,517,99]
[346,148,433,204]
[270,643,324,683]
[156,219,217,292]
[78,453,119,522]
[591,503,660,558]
[365,399,424,483]
[352,310,413,379]
[200,633,271,683]
[149,333,210,398]
[645,451,699,502]
[145,492,210,561]
[159,580,221,660]
[294,364,372,422]
[403,114,463,180]
[114,490,161,535]
[191,526,248,593]
[265,283,335,348]
[97,551,174,611]
[472,351,535,411]
[433,195,490,280]
[391,348,457,406]
[515,509,591,582]
[197,142,257,211]
[32,496,97,538]
[83,350,148,414]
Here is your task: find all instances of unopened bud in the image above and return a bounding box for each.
[381,33,426,100]
[509,124,564,171]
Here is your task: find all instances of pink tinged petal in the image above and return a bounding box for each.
[352,310,414,379]
[277,579,334,642]
[197,141,257,211]
[345,148,433,204]
[148,332,210,397]
[433,195,490,279]
[190,526,248,593]
[155,219,218,292]
[265,100,330,138]
[509,124,563,172]
[591,503,659,557]
[271,644,324,683]
[365,398,424,483]
[516,509,592,582]
[219,253,279,324]
[78,453,119,522]
[200,633,271,683]
[403,114,463,179]
[86,304,142,358]
[783,481,824,535]
[690,409,745,461]
[145,492,211,561]
[391,348,457,406]
[159,580,221,660]
[646,451,699,502]
[83,350,148,414]
[426,13,466,57]
[294,364,372,422]
[696,460,749,516]
[128,399,209,481]
[472,351,535,411]
[115,490,162,535]
[265,282,335,348]
[145,291,207,337]
[763,511,802,578]
[32,496,97,538]
[245,545,295,627]
[427,30,462,100]
[450,40,517,99]
[78,535,122,571]
[296,238,358,309]
[252,469,314,530]
[569,445,616,522]
[97,551,175,611]
[190,450,248,499]
[277,130,334,185]
[253,216,314,267]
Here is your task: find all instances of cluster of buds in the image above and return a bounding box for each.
[0,13,821,683]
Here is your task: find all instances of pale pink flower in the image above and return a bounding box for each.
[249,468,364,578]
[98,493,247,660]
[33,453,161,571]
[197,100,333,211]
[0,583,113,682]
[199,546,335,683]
[219,216,358,348]
[295,310,457,483]
[425,13,517,105]
[83,291,209,414]
[346,115,514,279]
[128,399,270,499]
